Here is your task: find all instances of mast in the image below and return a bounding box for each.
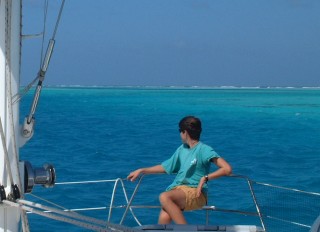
[1,1,56,231]
[0,0,24,231]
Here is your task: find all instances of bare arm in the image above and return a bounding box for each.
[209,157,232,178]
[196,157,232,197]
[127,164,166,182]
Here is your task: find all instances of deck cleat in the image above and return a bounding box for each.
[0,186,6,202]
[12,184,21,200]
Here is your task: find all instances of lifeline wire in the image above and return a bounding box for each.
[3,199,140,232]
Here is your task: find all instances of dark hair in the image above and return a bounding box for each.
[179,116,202,140]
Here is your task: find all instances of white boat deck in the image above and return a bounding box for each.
[136,224,264,232]
[21,174,319,232]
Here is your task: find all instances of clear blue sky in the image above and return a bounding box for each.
[21,0,320,87]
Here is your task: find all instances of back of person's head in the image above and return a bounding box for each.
[179,116,202,140]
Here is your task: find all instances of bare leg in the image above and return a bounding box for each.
[158,209,171,224]
[158,189,187,224]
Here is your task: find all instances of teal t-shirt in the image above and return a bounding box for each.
[161,142,220,192]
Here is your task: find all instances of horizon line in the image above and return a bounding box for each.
[23,85,320,89]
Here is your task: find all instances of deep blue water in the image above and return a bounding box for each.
[19,88,320,231]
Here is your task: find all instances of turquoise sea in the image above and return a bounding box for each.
[19,87,320,231]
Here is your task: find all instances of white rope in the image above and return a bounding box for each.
[4,0,23,194]
[0,117,14,185]
[3,0,14,187]
[28,193,68,210]
[6,52,23,193]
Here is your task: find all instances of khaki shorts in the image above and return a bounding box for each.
[174,185,207,211]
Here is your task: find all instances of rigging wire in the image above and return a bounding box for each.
[40,0,49,69]
[12,76,38,104]
[28,193,68,211]
[52,0,65,39]
[20,0,66,139]
[12,0,65,105]
[12,0,49,104]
